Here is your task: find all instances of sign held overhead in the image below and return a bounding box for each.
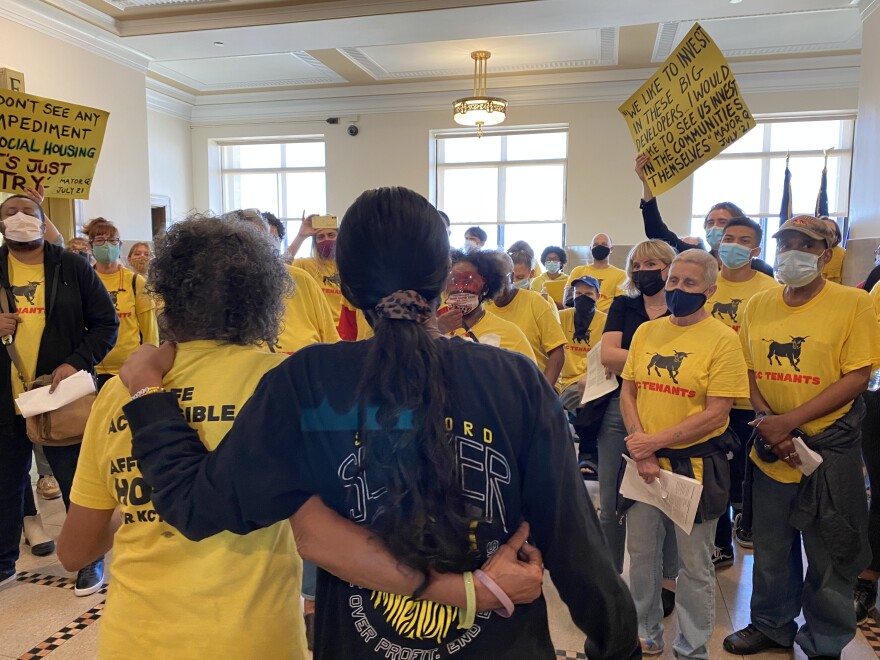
[618,23,756,196]
[0,88,109,199]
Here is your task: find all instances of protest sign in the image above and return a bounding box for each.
[0,88,109,199]
[618,23,755,195]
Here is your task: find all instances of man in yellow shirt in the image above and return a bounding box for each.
[557,275,606,412]
[487,254,566,385]
[725,216,880,658]
[566,234,627,313]
[531,246,568,310]
[706,217,779,566]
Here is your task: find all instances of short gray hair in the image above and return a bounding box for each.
[670,249,718,287]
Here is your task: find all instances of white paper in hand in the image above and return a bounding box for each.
[791,436,823,477]
[15,370,96,418]
[619,455,703,535]
[580,339,618,404]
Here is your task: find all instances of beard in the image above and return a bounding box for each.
[5,238,44,252]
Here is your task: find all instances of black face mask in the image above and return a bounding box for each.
[632,268,665,296]
[665,288,708,317]
[573,296,596,342]
[591,245,611,261]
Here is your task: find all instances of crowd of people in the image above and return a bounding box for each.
[0,154,879,660]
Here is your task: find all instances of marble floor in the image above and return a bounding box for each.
[2,487,880,659]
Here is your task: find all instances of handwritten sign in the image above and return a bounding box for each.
[0,88,109,199]
[618,23,755,195]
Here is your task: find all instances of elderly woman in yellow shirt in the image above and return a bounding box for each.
[620,249,749,659]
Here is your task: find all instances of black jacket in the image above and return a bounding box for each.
[0,242,118,424]
[640,197,775,277]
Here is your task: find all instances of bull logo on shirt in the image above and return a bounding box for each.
[763,336,808,372]
[12,281,41,305]
[646,350,692,385]
[108,290,119,310]
[711,298,744,322]
[323,273,341,288]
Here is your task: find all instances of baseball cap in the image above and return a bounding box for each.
[772,215,831,248]
[570,275,601,292]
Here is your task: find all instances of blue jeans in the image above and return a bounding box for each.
[597,396,679,578]
[302,560,317,600]
[627,502,717,659]
[750,467,858,656]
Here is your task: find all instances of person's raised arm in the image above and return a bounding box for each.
[285,213,317,261]
[635,155,690,252]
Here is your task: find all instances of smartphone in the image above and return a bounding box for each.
[313,215,338,229]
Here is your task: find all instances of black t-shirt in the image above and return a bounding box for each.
[126,337,639,660]
[603,294,671,388]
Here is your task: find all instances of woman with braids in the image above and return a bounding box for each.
[121,188,639,659]
[438,248,536,362]
[58,212,543,658]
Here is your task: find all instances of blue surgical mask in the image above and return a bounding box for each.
[92,243,120,265]
[665,288,708,317]
[776,250,821,287]
[544,260,561,274]
[705,226,725,251]
[718,243,753,270]
[513,278,531,290]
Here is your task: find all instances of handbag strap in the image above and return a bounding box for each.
[0,284,27,387]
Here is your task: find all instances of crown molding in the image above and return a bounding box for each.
[0,0,148,72]
[862,0,880,19]
[184,55,861,126]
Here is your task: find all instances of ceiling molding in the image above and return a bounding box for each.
[38,0,121,33]
[861,0,880,19]
[180,56,860,126]
[339,27,618,80]
[654,12,861,62]
[146,86,194,120]
[1,0,149,72]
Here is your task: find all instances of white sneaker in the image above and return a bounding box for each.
[0,571,16,589]
[36,476,61,500]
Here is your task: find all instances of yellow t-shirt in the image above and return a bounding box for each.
[7,254,46,400]
[822,245,846,284]
[530,272,567,306]
[449,309,537,363]
[292,256,353,326]
[739,282,880,483]
[704,271,779,409]
[566,264,627,313]
[273,265,340,354]
[96,267,159,375]
[622,316,749,450]
[486,289,566,371]
[557,308,607,393]
[70,342,306,659]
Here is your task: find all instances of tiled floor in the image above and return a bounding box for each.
[2,488,880,659]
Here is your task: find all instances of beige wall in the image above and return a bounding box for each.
[0,17,151,240]
[147,109,194,223]
[191,87,857,251]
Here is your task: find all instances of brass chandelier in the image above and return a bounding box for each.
[453,51,507,137]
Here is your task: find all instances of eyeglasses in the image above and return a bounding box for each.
[92,238,120,246]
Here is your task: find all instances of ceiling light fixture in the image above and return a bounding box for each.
[453,51,507,137]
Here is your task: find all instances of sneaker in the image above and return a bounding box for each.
[0,569,16,589]
[661,587,676,617]
[74,557,104,597]
[855,577,877,625]
[22,515,56,557]
[712,545,734,569]
[640,638,664,656]
[723,624,792,655]
[36,475,61,500]
[733,513,754,549]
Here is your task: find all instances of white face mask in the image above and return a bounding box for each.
[3,212,43,243]
[776,249,822,287]
[446,292,480,315]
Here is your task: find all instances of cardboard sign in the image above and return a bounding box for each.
[618,23,755,195]
[0,88,109,199]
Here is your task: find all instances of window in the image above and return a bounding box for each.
[689,118,854,260]
[433,128,568,252]
[220,139,327,258]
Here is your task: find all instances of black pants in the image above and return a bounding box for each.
[862,390,880,573]
[0,415,80,575]
[715,409,752,548]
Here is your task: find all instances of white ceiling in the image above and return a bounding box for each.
[12,0,878,95]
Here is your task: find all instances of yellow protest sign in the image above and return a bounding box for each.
[618,23,755,196]
[0,88,109,199]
